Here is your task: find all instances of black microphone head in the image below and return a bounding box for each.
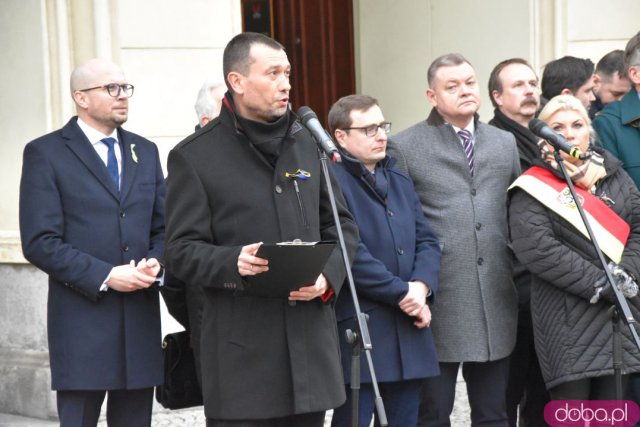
[297,106,317,125]
[528,118,547,135]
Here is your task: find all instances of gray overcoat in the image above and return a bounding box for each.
[388,109,520,362]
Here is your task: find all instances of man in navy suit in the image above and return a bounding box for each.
[19,58,166,427]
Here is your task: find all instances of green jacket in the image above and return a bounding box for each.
[593,87,640,188]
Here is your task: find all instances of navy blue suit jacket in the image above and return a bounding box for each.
[332,153,441,383]
[19,117,166,390]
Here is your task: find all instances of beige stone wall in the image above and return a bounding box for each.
[355,0,539,131]
[118,0,242,172]
[563,0,640,61]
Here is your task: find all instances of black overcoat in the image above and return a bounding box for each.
[508,150,640,389]
[164,100,358,420]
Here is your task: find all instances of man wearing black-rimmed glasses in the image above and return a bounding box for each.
[19,58,166,426]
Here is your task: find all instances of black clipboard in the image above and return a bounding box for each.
[245,241,337,297]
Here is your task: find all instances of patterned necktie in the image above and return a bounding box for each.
[458,129,475,175]
[100,137,119,190]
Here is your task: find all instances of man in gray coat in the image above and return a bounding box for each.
[388,53,520,427]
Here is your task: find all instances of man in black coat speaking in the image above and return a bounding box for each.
[164,32,358,427]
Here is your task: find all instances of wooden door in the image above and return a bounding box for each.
[272,0,356,127]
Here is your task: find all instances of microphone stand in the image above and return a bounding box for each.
[316,148,388,427]
[551,148,640,399]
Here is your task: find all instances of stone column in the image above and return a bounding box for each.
[0,233,57,419]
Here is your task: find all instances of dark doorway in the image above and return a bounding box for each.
[272,0,356,127]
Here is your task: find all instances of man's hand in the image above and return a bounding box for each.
[136,257,162,277]
[289,273,329,301]
[413,304,432,329]
[399,280,429,317]
[107,260,158,292]
[238,242,269,276]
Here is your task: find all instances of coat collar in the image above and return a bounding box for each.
[619,87,640,127]
[338,148,396,178]
[62,117,137,201]
[220,93,305,169]
[425,108,480,130]
[338,148,396,204]
[221,92,303,137]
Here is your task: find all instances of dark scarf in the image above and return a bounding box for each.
[489,108,540,170]
[224,95,291,166]
[338,148,393,202]
[236,112,290,166]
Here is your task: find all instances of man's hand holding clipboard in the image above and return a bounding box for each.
[237,240,337,299]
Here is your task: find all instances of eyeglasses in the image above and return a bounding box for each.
[80,83,135,98]
[342,122,391,137]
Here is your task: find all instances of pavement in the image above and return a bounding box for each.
[0,299,472,426]
[0,377,471,426]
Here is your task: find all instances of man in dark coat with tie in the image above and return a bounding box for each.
[19,58,166,426]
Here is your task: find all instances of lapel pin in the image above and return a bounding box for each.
[130,144,138,163]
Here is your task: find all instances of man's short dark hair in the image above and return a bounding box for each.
[595,49,627,81]
[541,56,594,100]
[222,32,285,90]
[625,31,640,69]
[487,58,536,108]
[328,94,379,138]
[427,53,472,87]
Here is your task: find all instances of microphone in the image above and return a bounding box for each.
[297,106,341,162]
[529,118,590,160]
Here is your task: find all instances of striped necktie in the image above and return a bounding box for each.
[458,129,474,175]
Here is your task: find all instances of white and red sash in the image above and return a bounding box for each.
[509,166,630,263]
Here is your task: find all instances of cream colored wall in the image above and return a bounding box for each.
[117,0,242,173]
[355,0,539,132]
[0,0,51,241]
[561,0,639,62]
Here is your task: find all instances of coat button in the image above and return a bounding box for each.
[275,185,283,194]
[288,300,297,307]
[471,188,477,196]
[477,257,484,265]
[387,209,394,217]
[397,247,404,255]
[120,210,126,218]
[122,245,129,252]
[476,222,482,230]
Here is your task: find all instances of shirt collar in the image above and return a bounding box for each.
[76,117,118,145]
[450,120,475,136]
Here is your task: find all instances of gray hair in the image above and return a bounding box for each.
[194,79,226,122]
[625,31,640,69]
[427,53,472,87]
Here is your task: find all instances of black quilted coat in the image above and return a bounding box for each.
[508,149,640,389]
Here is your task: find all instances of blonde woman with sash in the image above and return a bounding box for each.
[508,94,640,399]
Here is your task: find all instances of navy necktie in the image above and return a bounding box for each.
[458,129,475,175]
[100,137,119,190]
